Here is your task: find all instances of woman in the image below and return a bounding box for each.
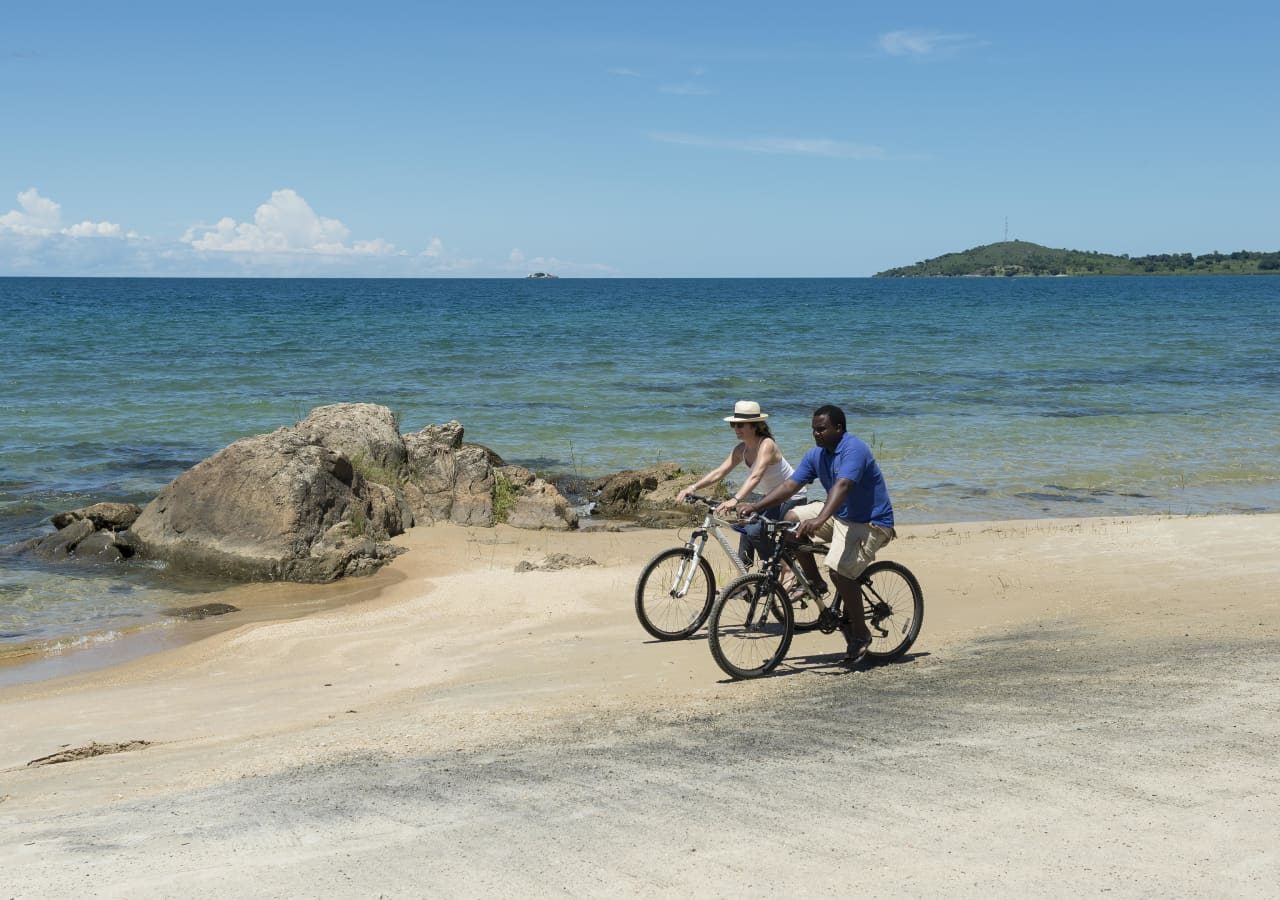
[676,400,806,565]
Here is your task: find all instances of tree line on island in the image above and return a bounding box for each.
[875,240,1280,277]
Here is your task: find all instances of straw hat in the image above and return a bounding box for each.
[724,400,770,423]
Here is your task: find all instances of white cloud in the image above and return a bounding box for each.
[879,30,977,57]
[65,220,124,238]
[651,132,885,161]
[0,186,605,276]
[0,188,124,238]
[608,67,643,77]
[183,189,398,256]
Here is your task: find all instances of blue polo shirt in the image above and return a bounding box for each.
[791,433,894,528]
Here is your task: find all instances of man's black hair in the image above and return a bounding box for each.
[812,404,847,432]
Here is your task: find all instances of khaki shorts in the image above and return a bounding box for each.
[791,501,895,579]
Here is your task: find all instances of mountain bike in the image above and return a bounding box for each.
[707,515,924,680]
[634,495,752,640]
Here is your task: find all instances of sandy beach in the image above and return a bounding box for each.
[2,513,1278,896]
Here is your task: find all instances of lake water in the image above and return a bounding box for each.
[2,276,1278,660]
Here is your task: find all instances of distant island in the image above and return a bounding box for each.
[526,272,559,279]
[875,241,1280,277]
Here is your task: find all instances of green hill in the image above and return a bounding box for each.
[875,241,1280,277]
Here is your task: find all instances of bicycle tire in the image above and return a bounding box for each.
[635,547,716,640]
[789,582,824,633]
[858,560,924,661]
[708,573,794,679]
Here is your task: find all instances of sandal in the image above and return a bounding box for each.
[843,638,871,667]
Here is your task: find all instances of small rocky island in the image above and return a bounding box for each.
[8,403,702,585]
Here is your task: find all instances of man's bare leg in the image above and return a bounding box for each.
[783,507,828,596]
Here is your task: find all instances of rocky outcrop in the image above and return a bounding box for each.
[8,406,583,584]
[50,502,141,531]
[11,504,140,563]
[587,463,701,526]
[402,420,499,526]
[294,403,408,474]
[130,414,406,582]
[398,424,577,531]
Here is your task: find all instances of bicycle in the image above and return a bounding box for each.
[634,494,753,640]
[707,514,924,680]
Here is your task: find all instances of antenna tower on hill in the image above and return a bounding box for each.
[1004,217,1009,242]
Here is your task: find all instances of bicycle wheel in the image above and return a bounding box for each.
[789,581,824,633]
[635,547,716,640]
[708,573,794,679]
[858,561,924,661]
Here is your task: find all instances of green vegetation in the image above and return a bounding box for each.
[348,506,367,537]
[875,241,1280,277]
[493,472,518,524]
[350,453,405,487]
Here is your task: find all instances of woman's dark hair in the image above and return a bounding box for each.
[751,421,774,440]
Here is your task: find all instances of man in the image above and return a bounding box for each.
[739,404,895,666]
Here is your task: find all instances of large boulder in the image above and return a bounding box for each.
[131,413,405,582]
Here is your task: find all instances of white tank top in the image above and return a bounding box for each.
[744,449,805,498]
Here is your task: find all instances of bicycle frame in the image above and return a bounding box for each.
[748,521,840,627]
[672,496,751,598]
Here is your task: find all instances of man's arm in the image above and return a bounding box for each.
[794,477,853,539]
[737,478,803,517]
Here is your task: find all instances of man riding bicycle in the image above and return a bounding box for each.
[739,404,896,666]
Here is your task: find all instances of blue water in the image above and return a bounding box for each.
[2,276,1279,654]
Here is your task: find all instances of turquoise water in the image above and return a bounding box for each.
[2,276,1278,653]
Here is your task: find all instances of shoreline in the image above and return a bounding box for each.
[1,510,1277,893]
[1,506,1276,691]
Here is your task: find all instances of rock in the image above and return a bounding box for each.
[466,443,506,468]
[497,465,578,531]
[590,462,686,509]
[31,519,97,557]
[294,403,407,475]
[51,502,142,531]
[587,463,703,524]
[449,446,497,526]
[407,420,465,452]
[162,602,240,619]
[515,553,598,572]
[72,531,125,562]
[130,416,403,582]
[403,431,497,526]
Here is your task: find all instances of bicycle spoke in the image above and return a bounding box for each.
[635,548,715,640]
[708,574,793,679]
[859,561,924,660]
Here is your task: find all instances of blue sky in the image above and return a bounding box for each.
[3,1,1277,276]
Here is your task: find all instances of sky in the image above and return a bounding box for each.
[2,1,1277,277]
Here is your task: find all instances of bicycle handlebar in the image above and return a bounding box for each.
[681,494,725,507]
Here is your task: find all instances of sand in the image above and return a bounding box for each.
[1,514,1278,896]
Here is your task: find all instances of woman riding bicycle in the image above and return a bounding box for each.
[676,400,806,566]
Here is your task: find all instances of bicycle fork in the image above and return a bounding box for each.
[670,535,709,599]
